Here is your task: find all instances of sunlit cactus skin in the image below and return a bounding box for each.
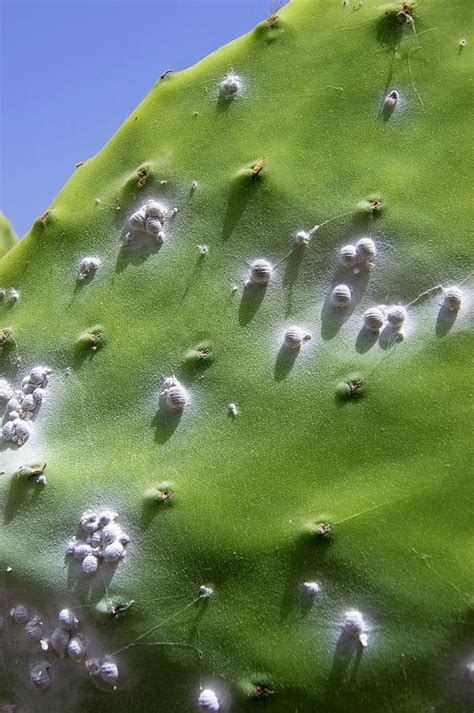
[0,212,17,260]
[0,1,472,712]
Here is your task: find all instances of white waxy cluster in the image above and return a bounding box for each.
[331,283,352,308]
[9,601,127,693]
[219,72,242,99]
[339,237,377,272]
[283,327,312,349]
[160,376,188,412]
[198,688,220,711]
[23,607,88,693]
[10,605,48,650]
[1,366,51,446]
[66,509,130,574]
[248,258,273,285]
[362,304,407,334]
[128,199,169,243]
[77,256,101,282]
[342,609,369,648]
[86,658,120,689]
[50,608,86,661]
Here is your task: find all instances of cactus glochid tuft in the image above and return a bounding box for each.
[0,0,472,711]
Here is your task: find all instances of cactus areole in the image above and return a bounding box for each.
[0,1,472,712]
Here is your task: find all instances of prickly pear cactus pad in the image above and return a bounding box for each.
[0,1,473,711]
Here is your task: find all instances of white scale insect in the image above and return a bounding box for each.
[51,626,70,656]
[99,660,119,688]
[341,609,370,648]
[77,257,101,282]
[331,284,352,308]
[199,585,214,599]
[160,376,188,412]
[219,72,242,99]
[294,230,311,247]
[386,305,407,329]
[248,258,273,285]
[101,522,123,544]
[58,608,79,630]
[198,688,220,711]
[82,554,99,574]
[339,244,358,268]
[356,237,376,264]
[442,286,463,312]
[68,635,87,660]
[30,661,52,690]
[283,327,312,349]
[80,510,100,533]
[10,604,29,624]
[103,541,125,562]
[363,307,385,332]
[383,89,400,112]
[303,581,321,596]
[25,615,44,641]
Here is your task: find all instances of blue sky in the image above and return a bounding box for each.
[1,1,285,237]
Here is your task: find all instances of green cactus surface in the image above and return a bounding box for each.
[0,1,473,711]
